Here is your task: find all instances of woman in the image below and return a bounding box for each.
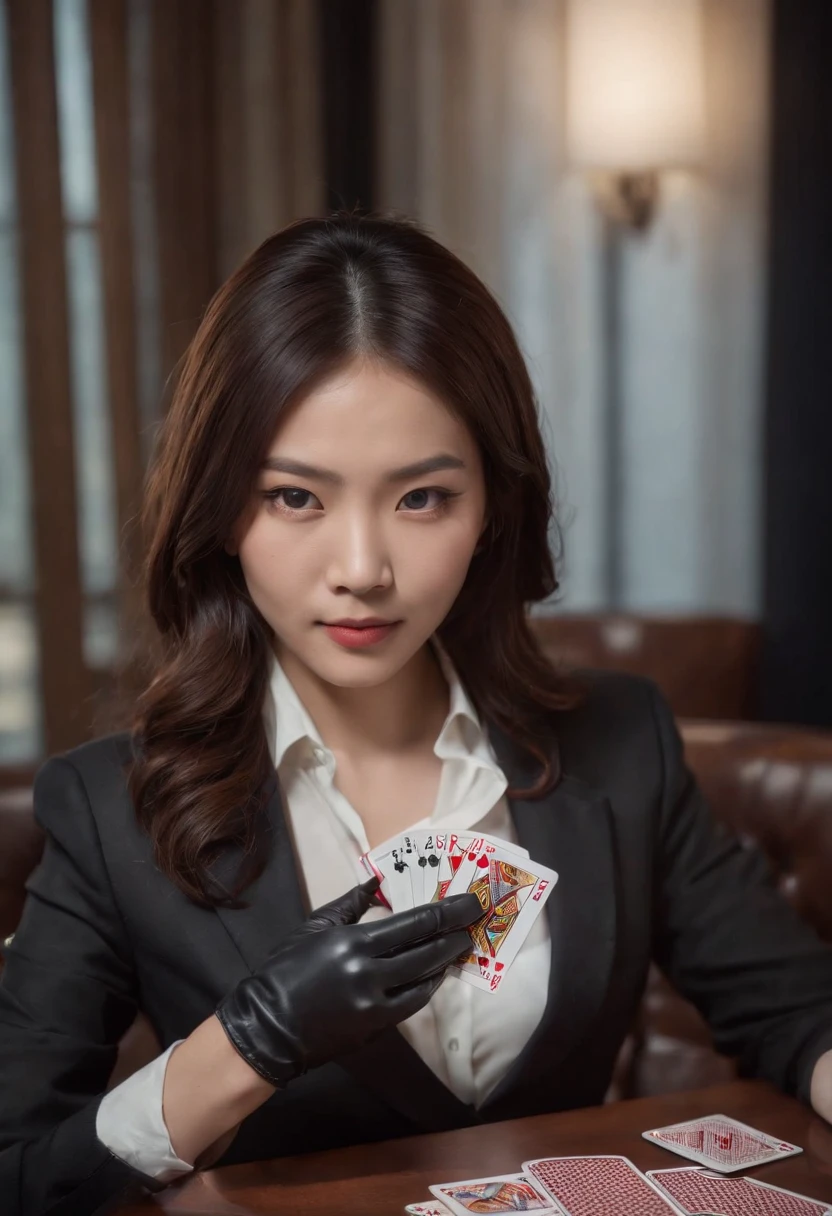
[2,212,832,1216]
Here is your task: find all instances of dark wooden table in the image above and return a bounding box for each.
[118,1081,832,1214]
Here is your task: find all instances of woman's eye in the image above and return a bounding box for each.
[264,487,318,512]
[263,486,457,515]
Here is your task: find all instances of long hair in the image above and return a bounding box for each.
[130,210,581,909]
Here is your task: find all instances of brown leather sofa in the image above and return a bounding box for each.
[530,614,762,720]
[2,717,831,1100]
[629,718,832,1098]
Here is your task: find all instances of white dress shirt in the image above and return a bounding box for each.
[96,635,551,1182]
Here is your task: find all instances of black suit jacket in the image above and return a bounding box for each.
[3,673,832,1216]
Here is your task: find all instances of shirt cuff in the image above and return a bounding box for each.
[95,1038,196,1183]
[795,1024,832,1108]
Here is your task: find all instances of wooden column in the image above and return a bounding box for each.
[89,0,146,662]
[152,0,218,392]
[6,0,93,753]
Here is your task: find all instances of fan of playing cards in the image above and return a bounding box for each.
[403,1114,828,1216]
[360,830,557,994]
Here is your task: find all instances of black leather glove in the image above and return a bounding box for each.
[214,877,482,1088]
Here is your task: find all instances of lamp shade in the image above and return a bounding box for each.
[566,0,705,171]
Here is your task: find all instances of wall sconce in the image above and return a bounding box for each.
[565,0,706,605]
[565,0,705,230]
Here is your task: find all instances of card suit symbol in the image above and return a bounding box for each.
[494,962,504,971]
[467,851,478,861]
[476,855,489,869]
[429,855,440,867]
[478,955,489,971]
[418,857,427,868]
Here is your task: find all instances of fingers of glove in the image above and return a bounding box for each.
[304,876,381,932]
[384,969,447,1023]
[363,892,483,956]
[378,929,471,991]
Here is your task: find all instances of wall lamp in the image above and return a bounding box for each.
[565,0,705,231]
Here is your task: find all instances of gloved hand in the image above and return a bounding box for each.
[214,877,482,1088]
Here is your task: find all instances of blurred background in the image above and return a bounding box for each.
[1,0,830,788]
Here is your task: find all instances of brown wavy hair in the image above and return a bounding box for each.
[129,209,581,909]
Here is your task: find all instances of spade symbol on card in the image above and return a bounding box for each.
[429,854,440,867]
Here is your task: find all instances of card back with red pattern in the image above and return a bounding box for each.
[647,1165,832,1215]
[523,1155,684,1215]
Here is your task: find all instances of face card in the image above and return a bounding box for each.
[647,1165,832,1215]
[642,1114,803,1173]
[445,846,557,992]
[523,1156,684,1216]
[405,1203,452,1215]
[425,833,528,905]
[428,1172,558,1215]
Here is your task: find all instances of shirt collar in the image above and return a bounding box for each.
[263,633,494,772]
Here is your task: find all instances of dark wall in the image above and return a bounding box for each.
[761,0,832,725]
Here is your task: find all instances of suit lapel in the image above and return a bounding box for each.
[209,715,618,1130]
[211,770,308,973]
[479,719,619,1116]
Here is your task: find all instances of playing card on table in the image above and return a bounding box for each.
[428,1171,559,1215]
[444,841,557,993]
[524,1155,685,1215]
[647,1165,832,1215]
[642,1113,803,1173]
[404,1202,452,1215]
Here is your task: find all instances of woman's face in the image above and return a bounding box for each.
[228,357,488,688]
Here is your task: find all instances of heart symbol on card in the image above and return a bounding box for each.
[494,962,504,972]
[467,851,478,861]
[476,855,489,869]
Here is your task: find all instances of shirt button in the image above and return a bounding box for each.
[448,1037,459,1052]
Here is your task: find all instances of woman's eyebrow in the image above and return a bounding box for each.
[259,453,466,485]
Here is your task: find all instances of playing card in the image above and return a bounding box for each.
[642,1113,803,1173]
[429,1172,558,1215]
[405,1203,452,1215]
[648,1165,832,1215]
[363,831,530,911]
[363,841,416,912]
[445,844,557,992]
[428,836,525,904]
[524,1155,685,1215]
[408,830,447,906]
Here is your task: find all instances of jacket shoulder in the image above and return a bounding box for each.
[552,668,670,789]
[53,730,136,780]
[561,667,665,730]
[33,731,137,822]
